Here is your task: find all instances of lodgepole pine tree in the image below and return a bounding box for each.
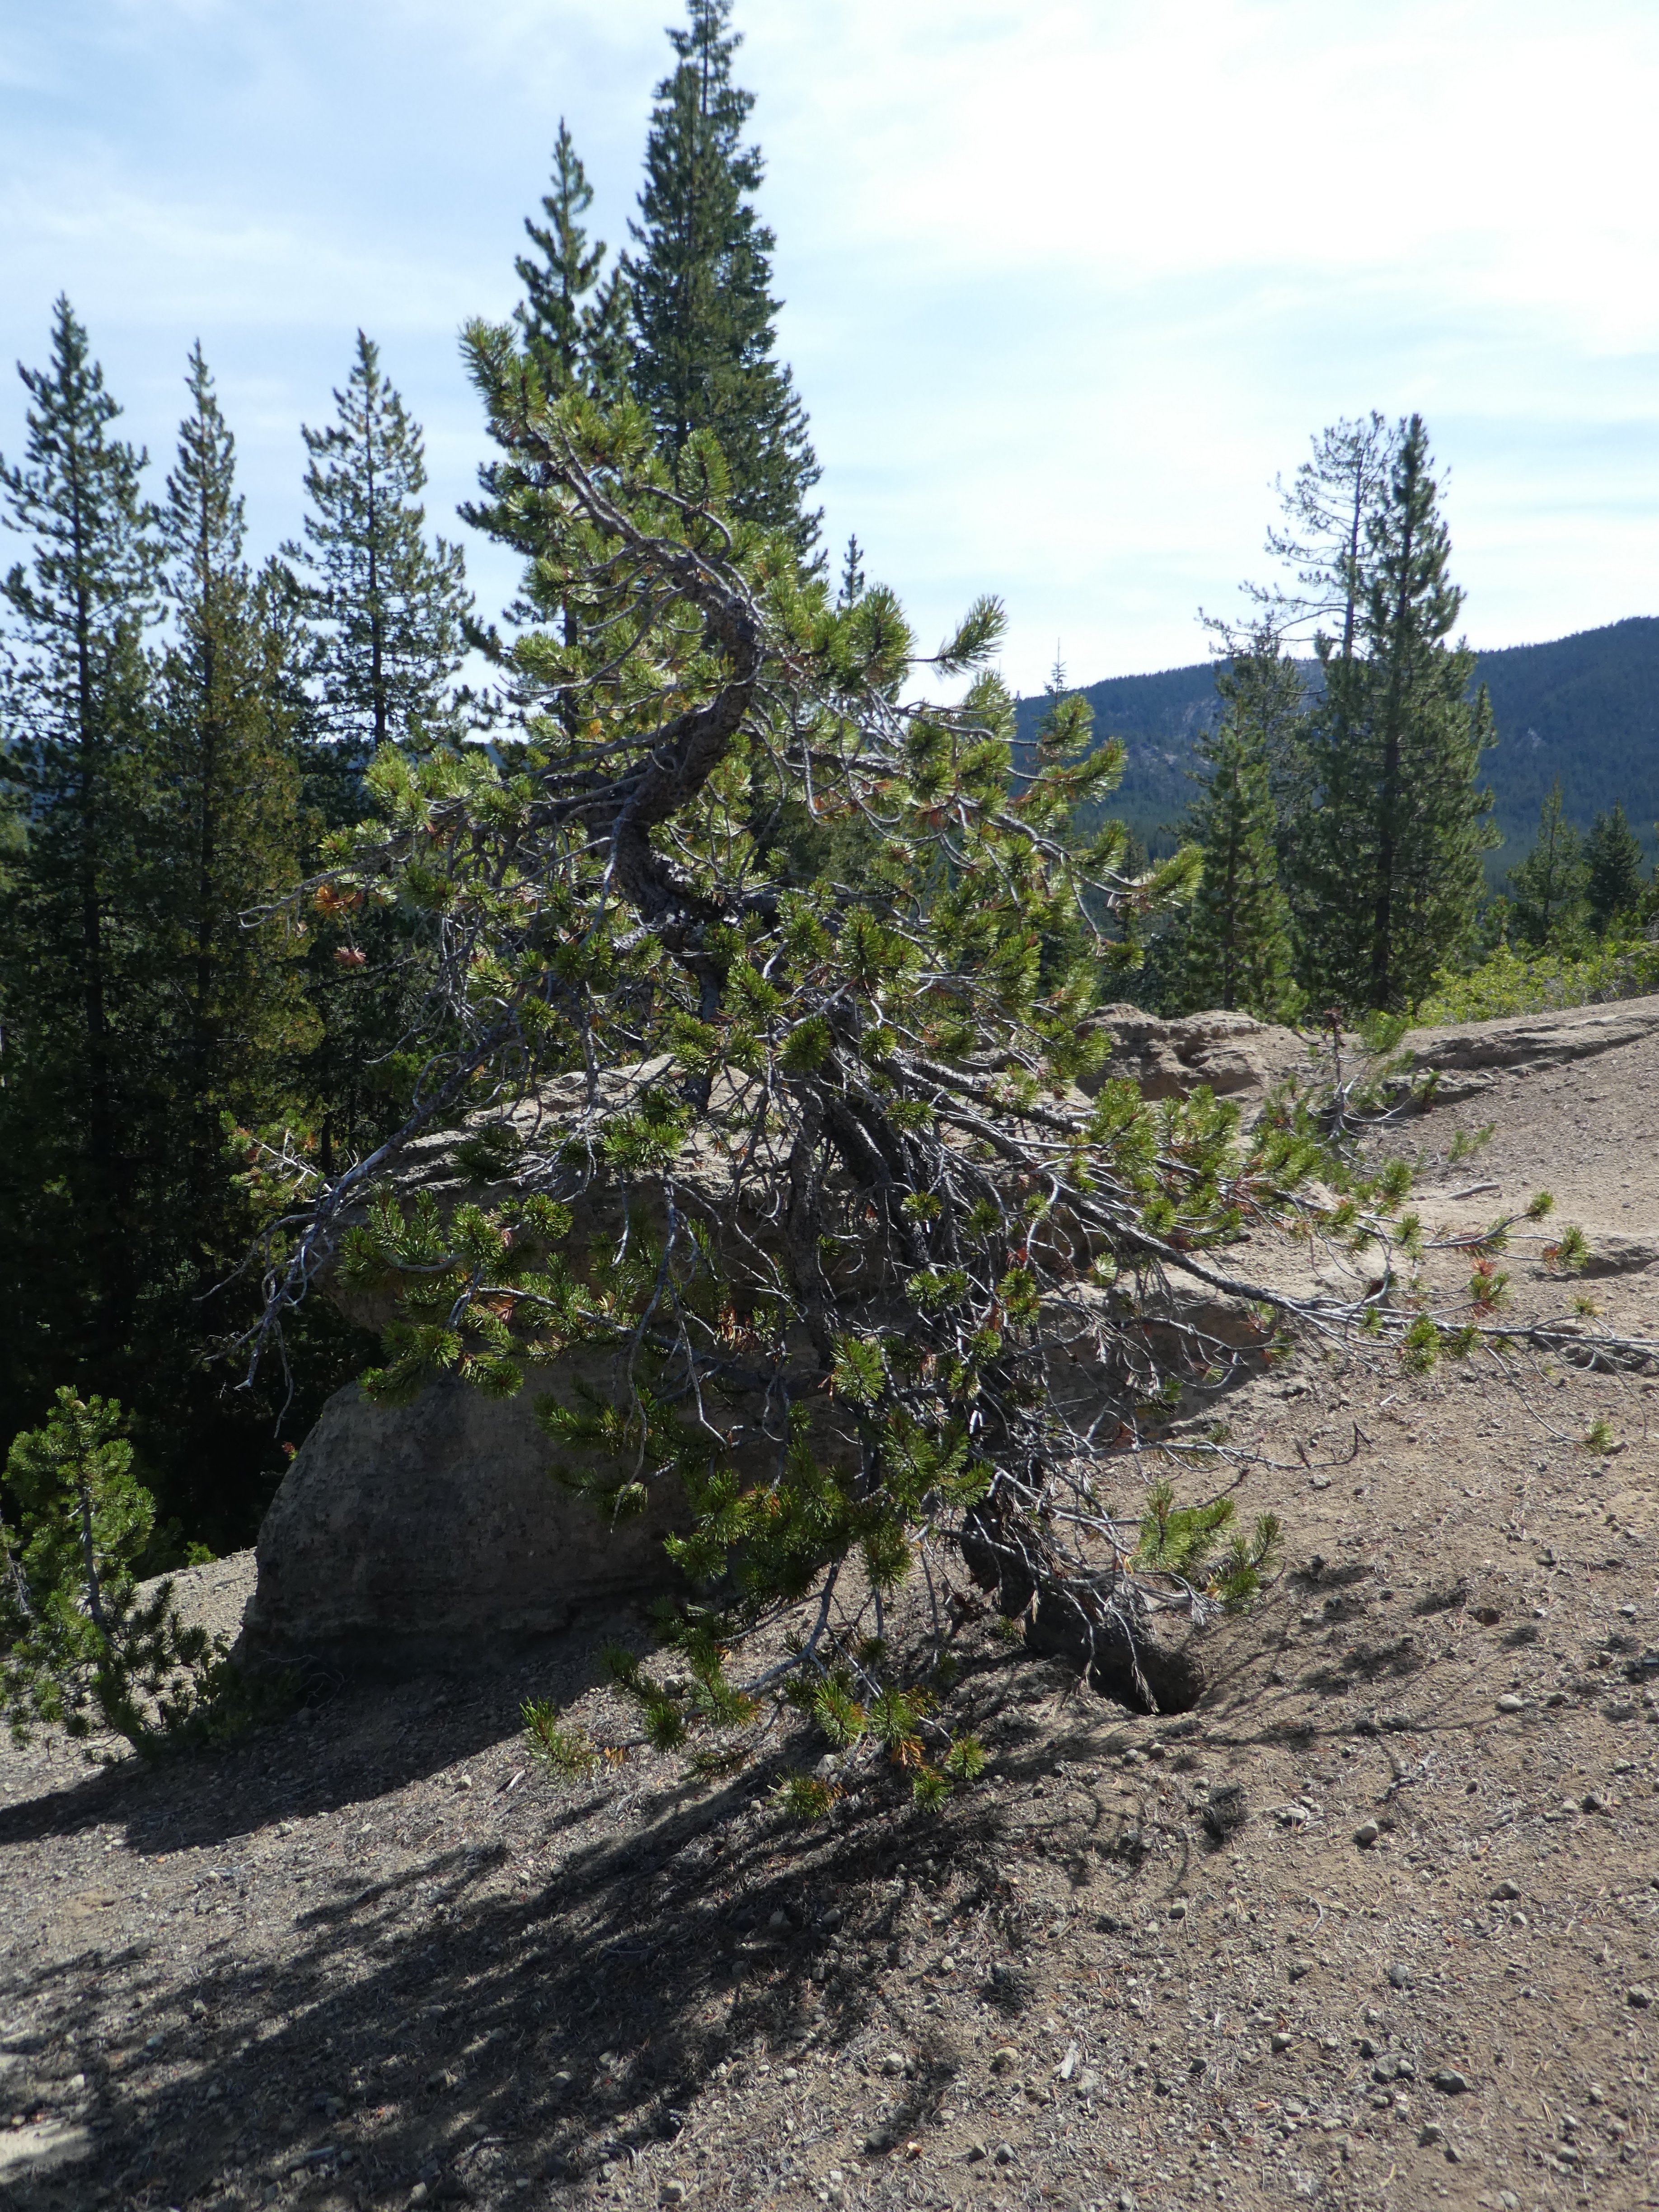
[1583,798,1646,937]
[1166,637,1301,1022]
[1242,413,1397,654]
[154,346,315,1272]
[515,121,632,399]
[283,332,471,764]
[626,0,821,553]
[284,336,469,1181]
[1293,416,1497,1011]
[1508,780,1589,951]
[0,299,165,1440]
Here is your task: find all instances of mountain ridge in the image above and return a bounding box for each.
[1016,613,1659,867]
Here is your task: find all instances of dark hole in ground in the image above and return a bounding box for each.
[1023,1593,1206,1716]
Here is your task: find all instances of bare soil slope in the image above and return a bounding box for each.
[2,1002,1657,2212]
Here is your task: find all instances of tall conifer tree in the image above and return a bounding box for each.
[282,337,468,1181]
[516,121,632,398]
[626,0,821,552]
[1165,638,1301,1021]
[1294,417,1496,1010]
[1225,414,1397,656]
[0,299,164,1426]
[283,332,471,764]
[155,346,313,1266]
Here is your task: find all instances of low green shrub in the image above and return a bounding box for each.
[1415,937,1659,1023]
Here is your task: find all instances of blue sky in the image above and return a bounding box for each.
[5,0,1659,694]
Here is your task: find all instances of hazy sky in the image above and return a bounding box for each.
[5,0,1659,694]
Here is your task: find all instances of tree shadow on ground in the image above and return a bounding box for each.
[0,1645,1121,2212]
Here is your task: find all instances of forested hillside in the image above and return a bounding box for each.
[1018,615,1659,862]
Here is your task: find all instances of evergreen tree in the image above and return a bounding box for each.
[0,299,165,1430]
[281,336,467,1182]
[626,0,821,552]
[837,532,867,609]
[1294,416,1497,1011]
[155,346,314,1270]
[515,120,632,398]
[283,332,471,762]
[1167,638,1301,1021]
[1508,780,1589,950]
[254,332,1293,1775]
[1583,797,1646,936]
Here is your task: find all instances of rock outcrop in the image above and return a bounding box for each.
[1092,1007,1303,1101]
[240,1375,684,1671]
[1402,992,1659,1105]
[242,1043,1298,1671]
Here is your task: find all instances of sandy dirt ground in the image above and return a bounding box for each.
[1,1002,1657,2212]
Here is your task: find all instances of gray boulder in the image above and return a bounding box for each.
[240,1374,683,1671]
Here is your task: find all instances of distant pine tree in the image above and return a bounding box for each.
[283,332,471,764]
[515,120,632,398]
[1508,780,1589,950]
[626,0,821,553]
[1583,797,1646,936]
[1166,638,1301,1022]
[1294,416,1497,1011]
[837,532,867,609]
[0,299,165,1427]
[282,337,464,1184]
[155,346,314,1255]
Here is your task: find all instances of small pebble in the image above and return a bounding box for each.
[1418,2122,1446,2146]
[660,2186,687,2207]
[1271,2031,1293,2054]
[1387,1963,1411,1990]
[989,2047,1020,2074]
[1433,2069,1470,2095]
[1490,1879,1521,1903]
[1496,1694,1525,1714]
[1354,1820,1380,1848]
[1628,1986,1654,2009]
[994,2143,1015,2166]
